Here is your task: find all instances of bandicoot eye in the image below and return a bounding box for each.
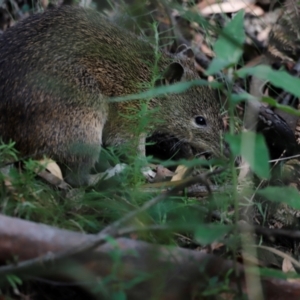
[195,116,207,126]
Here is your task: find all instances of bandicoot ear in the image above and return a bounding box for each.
[175,44,194,59]
[155,62,184,86]
[175,44,188,53]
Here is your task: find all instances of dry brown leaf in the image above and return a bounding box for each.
[197,0,218,11]
[195,62,206,73]
[245,4,265,16]
[171,165,188,181]
[223,115,229,130]
[207,75,215,82]
[244,55,264,68]
[4,177,12,189]
[282,257,296,273]
[201,0,255,15]
[41,0,49,9]
[193,33,215,57]
[38,158,63,180]
[36,159,69,189]
[238,157,251,183]
[257,26,271,41]
[201,43,215,57]
[152,165,175,183]
[282,257,300,283]
[211,242,224,251]
[37,170,70,190]
[156,165,175,177]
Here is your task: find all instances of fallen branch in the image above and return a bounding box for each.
[1,168,225,275]
[0,214,300,299]
[239,222,300,241]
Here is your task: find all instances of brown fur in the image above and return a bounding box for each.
[0,6,224,186]
[267,0,300,64]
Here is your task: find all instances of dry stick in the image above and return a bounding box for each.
[141,182,229,196]
[238,223,300,240]
[0,167,225,277]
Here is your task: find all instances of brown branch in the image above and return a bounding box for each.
[239,222,300,241]
[0,168,224,276]
[0,214,300,299]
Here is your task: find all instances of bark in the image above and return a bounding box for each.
[0,214,300,299]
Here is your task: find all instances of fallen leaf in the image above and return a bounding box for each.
[257,26,271,41]
[152,165,175,183]
[39,158,63,180]
[201,0,257,15]
[38,170,70,190]
[171,165,188,181]
[197,0,218,11]
[245,4,264,16]
[282,257,296,273]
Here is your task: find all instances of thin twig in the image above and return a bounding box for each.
[239,222,300,241]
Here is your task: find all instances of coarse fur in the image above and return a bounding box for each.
[0,6,224,186]
[267,0,300,64]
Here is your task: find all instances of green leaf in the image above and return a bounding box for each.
[230,93,256,105]
[6,275,23,289]
[112,291,127,300]
[207,11,245,74]
[262,97,300,117]
[258,187,300,209]
[225,132,270,178]
[194,224,232,244]
[225,134,241,156]
[109,80,222,103]
[237,66,300,98]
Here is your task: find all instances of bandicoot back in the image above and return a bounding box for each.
[0,6,224,186]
